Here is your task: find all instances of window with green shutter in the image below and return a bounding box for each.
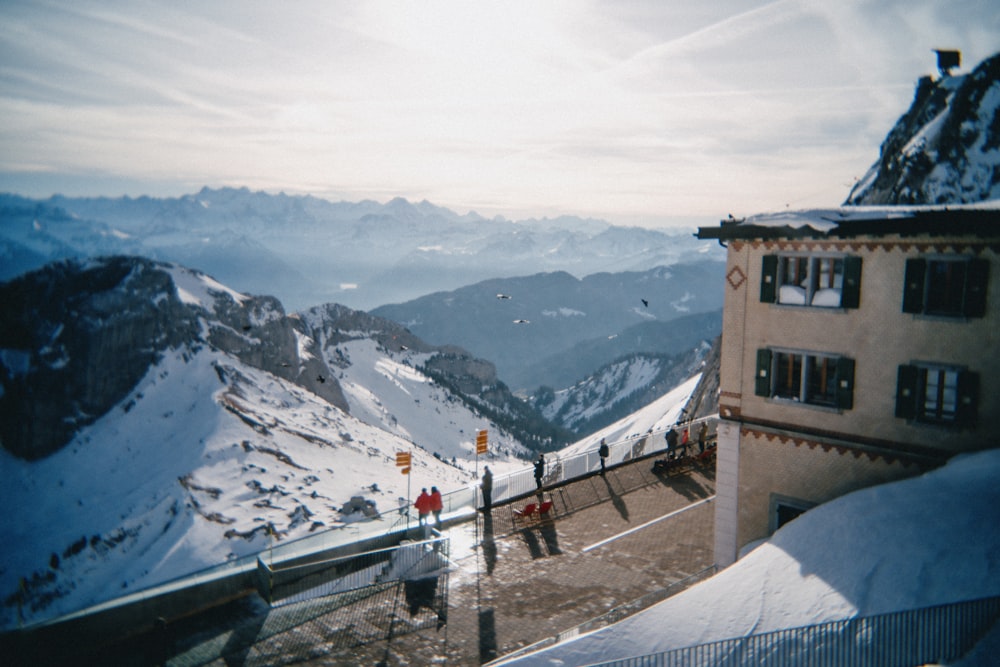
[757,347,855,410]
[896,362,979,429]
[902,256,989,318]
[760,253,861,309]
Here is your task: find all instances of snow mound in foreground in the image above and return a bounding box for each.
[500,448,1000,665]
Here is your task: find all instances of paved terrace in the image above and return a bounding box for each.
[29,455,716,666]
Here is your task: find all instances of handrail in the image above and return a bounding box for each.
[11,415,718,630]
[576,595,1000,667]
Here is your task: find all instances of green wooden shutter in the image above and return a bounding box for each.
[895,364,919,419]
[755,349,772,397]
[840,256,862,309]
[963,258,989,318]
[902,258,926,314]
[760,255,778,303]
[835,357,855,410]
[955,370,980,429]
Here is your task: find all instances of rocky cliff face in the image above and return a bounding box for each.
[846,52,1000,205]
[0,256,346,460]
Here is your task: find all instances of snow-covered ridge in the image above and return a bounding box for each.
[0,257,539,627]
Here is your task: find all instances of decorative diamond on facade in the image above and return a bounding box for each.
[727,266,747,290]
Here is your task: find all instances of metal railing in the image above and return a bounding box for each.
[257,534,451,607]
[11,416,716,632]
[581,595,1000,667]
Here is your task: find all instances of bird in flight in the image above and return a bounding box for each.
[513,319,530,324]
[317,375,326,383]
[641,299,649,308]
[497,293,512,300]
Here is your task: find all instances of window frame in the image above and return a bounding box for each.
[755,347,855,410]
[895,362,979,429]
[761,252,862,309]
[902,255,989,319]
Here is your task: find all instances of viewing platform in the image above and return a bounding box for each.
[10,443,717,665]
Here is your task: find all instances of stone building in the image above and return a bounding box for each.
[697,206,1000,567]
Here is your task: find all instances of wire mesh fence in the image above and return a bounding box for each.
[581,595,1000,667]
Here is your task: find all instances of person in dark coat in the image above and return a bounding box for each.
[598,438,609,475]
[665,427,679,456]
[534,454,545,490]
[481,466,493,511]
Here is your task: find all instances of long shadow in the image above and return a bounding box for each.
[520,527,545,559]
[221,606,270,667]
[538,521,562,556]
[482,513,498,575]
[479,607,498,663]
[665,471,714,501]
[603,473,630,522]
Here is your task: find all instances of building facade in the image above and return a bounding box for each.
[697,207,1000,567]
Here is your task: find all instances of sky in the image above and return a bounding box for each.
[1,1,998,227]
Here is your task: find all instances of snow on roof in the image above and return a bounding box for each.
[498,447,1000,666]
[743,202,1000,229]
[700,201,1000,240]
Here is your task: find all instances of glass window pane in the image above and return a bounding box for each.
[775,353,802,400]
[926,260,967,316]
[806,356,837,406]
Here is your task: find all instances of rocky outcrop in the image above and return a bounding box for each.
[0,256,346,460]
[846,52,1000,205]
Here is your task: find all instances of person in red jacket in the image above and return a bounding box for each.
[415,488,432,526]
[430,486,444,528]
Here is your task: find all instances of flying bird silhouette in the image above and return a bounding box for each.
[641,299,649,308]
[513,319,530,324]
[316,375,326,383]
[496,293,512,300]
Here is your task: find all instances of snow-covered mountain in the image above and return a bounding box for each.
[0,189,720,312]
[0,256,548,627]
[371,263,725,391]
[846,51,1000,205]
[532,340,714,435]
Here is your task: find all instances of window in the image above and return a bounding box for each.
[755,348,855,409]
[902,256,989,318]
[761,254,862,308]
[896,363,979,428]
[769,494,816,534]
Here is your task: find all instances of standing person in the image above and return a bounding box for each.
[679,426,690,457]
[430,486,443,528]
[480,466,493,512]
[598,438,609,476]
[415,488,431,527]
[698,421,709,454]
[665,427,679,457]
[534,454,545,490]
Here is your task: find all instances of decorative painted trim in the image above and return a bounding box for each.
[737,423,939,469]
[737,239,999,255]
[726,266,747,290]
[720,390,742,400]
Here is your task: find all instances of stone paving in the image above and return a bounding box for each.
[86,457,716,666]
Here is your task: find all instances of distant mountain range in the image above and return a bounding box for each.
[371,263,725,391]
[0,188,722,312]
